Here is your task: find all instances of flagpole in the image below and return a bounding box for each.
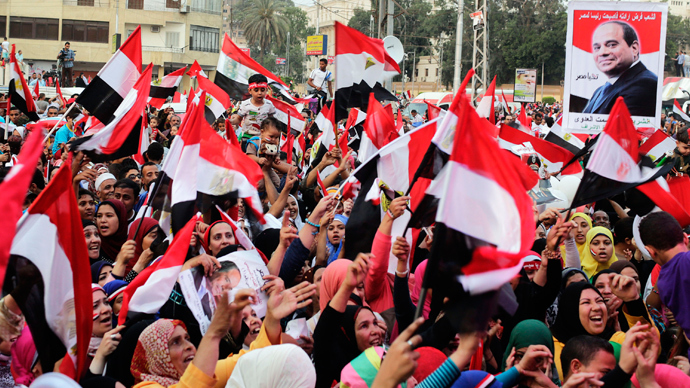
[414,223,446,320]
[131,179,162,239]
[43,101,76,143]
[3,94,10,141]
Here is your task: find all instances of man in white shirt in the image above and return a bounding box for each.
[307,58,333,110]
[410,110,424,127]
[531,112,548,137]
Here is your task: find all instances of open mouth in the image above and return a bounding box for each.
[100,314,111,325]
[251,327,261,335]
[184,355,194,363]
[589,314,603,324]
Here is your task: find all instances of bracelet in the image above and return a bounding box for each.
[395,269,409,277]
[305,219,321,228]
[387,209,395,219]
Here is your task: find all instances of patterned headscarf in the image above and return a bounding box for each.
[131,319,188,387]
[340,347,407,388]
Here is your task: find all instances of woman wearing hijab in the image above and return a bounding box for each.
[502,320,560,386]
[279,194,304,231]
[10,328,38,387]
[203,221,237,257]
[96,200,129,262]
[318,259,365,312]
[545,268,589,327]
[226,344,315,388]
[126,217,161,277]
[313,256,386,388]
[317,214,348,265]
[580,226,619,278]
[560,212,592,269]
[83,220,105,264]
[91,261,115,286]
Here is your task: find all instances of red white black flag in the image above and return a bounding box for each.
[9,44,39,121]
[149,66,186,109]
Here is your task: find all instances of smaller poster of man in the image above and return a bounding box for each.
[514,69,538,103]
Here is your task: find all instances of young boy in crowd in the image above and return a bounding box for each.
[245,117,292,192]
[672,127,690,176]
[230,74,276,142]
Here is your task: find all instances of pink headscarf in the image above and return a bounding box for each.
[131,319,188,387]
[632,364,690,388]
[410,260,432,319]
[319,259,351,311]
[11,327,36,386]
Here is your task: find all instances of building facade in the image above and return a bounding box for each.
[0,0,222,89]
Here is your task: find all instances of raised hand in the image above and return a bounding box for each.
[266,281,316,321]
[344,253,371,289]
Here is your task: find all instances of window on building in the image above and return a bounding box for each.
[190,25,219,53]
[127,0,144,9]
[62,20,109,43]
[191,0,221,14]
[0,16,6,38]
[77,0,95,5]
[436,68,439,76]
[166,0,180,8]
[415,68,418,77]
[165,31,180,47]
[425,68,429,77]
[10,17,59,40]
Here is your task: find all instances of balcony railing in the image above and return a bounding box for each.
[143,45,185,53]
[63,0,110,7]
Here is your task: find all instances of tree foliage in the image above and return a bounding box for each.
[241,0,289,64]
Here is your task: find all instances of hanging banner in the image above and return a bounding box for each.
[514,69,537,103]
[563,2,667,134]
[470,11,485,30]
[276,57,286,65]
[306,35,327,55]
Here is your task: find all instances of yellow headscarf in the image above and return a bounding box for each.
[559,212,593,261]
[580,226,618,278]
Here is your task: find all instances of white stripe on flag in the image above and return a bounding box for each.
[128,265,184,313]
[75,89,139,150]
[99,50,140,98]
[587,133,643,183]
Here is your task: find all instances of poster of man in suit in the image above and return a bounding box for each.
[563,2,667,134]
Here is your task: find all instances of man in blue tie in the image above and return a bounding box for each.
[582,20,657,117]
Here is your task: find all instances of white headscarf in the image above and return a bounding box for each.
[278,194,304,231]
[226,344,315,388]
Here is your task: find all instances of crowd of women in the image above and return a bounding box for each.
[0,91,690,388]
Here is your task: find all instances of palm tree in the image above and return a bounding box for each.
[242,0,289,65]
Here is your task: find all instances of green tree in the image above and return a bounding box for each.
[665,13,690,74]
[242,0,290,64]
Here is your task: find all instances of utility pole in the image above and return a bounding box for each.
[116,0,120,34]
[541,61,545,102]
[387,0,394,37]
[452,0,464,93]
[316,1,320,73]
[438,35,444,91]
[287,31,290,78]
[470,0,488,103]
[378,0,384,38]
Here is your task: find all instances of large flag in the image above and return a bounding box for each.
[637,176,690,227]
[475,75,496,125]
[76,26,142,124]
[673,99,690,123]
[71,64,153,162]
[425,101,443,121]
[309,102,339,169]
[149,66,186,109]
[118,214,198,325]
[197,74,231,125]
[570,97,673,208]
[639,129,677,163]
[267,95,306,133]
[544,117,585,155]
[498,123,582,176]
[8,45,39,121]
[166,94,264,233]
[6,163,92,379]
[358,93,399,162]
[0,128,44,285]
[334,21,400,121]
[343,119,438,271]
[214,33,290,101]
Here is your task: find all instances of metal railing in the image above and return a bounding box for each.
[63,0,110,6]
[142,45,185,53]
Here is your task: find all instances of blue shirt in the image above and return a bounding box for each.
[53,124,75,153]
[61,49,75,68]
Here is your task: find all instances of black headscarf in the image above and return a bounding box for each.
[91,261,113,284]
[551,282,615,344]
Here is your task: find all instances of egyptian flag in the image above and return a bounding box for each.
[214,33,291,101]
[673,99,690,123]
[517,104,531,128]
[345,108,367,131]
[149,67,186,109]
[498,123,582,176]
[425,101,443,121]
[186,60,207,79]
[55,80,67,107]
[358,93,399,162]
[475,75,496,124]
[639,129,676,162]
[71,65,153,162]
[77,26,142,124]
[197,74,231,125]
[8,45,39,121]
[310,103,338,169]
[570,97,673,208]
[416,91,536,300]
[168,95,264,233]
[32,80,39,101]
[6,163,92,379]
[267,95,306,133]
[83,115,105,136]
[343,119,437,271]
[334,21,400,121]
[118,214,198,325]
[0,128,44,284]
[544,117,585,155]
[25,117,67,133]
[132,114,149,165]
[637,176,690,227]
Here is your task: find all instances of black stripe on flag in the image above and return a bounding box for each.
[335,82,398,122]
[70,117,143,163]
[8,83,39,122]
[544,132,581,155]
[150,85,177,100]
[343,157,381,259]
[3,255,67,373]
[76,76,124,124]
[214,72,249,101]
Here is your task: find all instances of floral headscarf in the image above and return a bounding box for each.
[131,319,188,387]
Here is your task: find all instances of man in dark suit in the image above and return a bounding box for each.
[582,21,657,117]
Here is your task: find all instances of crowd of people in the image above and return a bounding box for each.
[0,54,690,388]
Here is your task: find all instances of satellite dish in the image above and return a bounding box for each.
[383,36,404,64]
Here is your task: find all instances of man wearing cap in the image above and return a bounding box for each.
[95,173,117,202]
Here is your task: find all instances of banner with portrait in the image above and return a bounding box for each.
[178,249,269,335]
[563,2,667,134]
[514,69,537,103]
